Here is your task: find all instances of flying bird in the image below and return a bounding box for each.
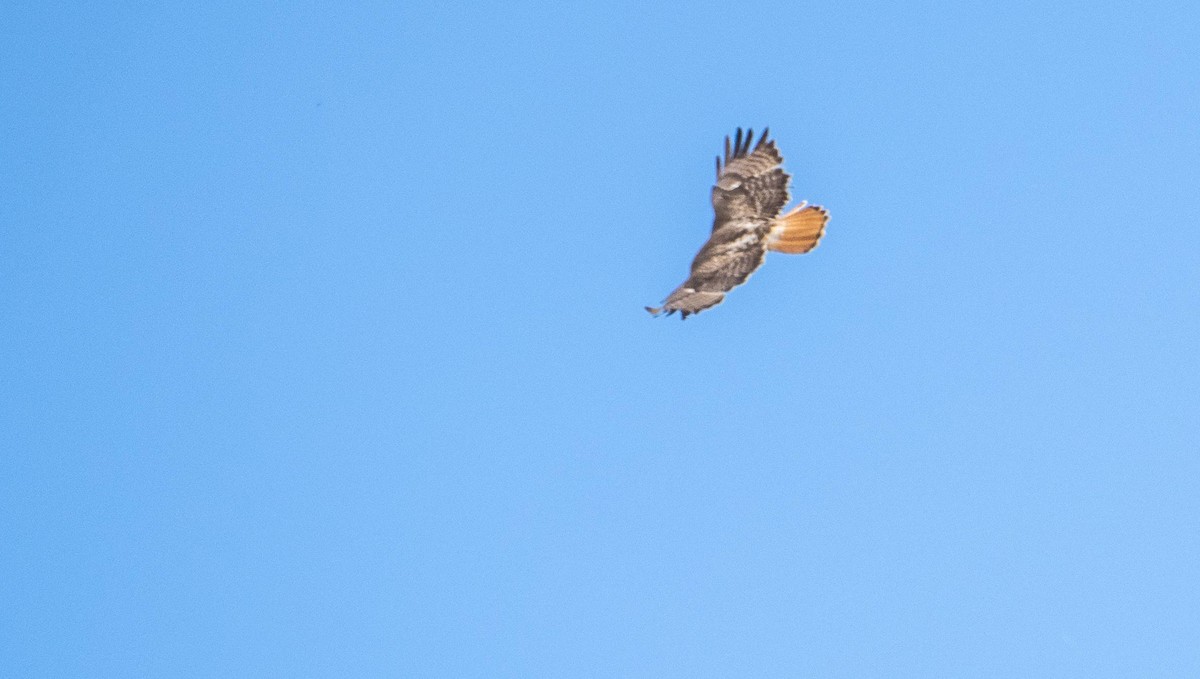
[646,128,828,319]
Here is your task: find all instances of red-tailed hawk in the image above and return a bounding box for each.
[646,128,828,319]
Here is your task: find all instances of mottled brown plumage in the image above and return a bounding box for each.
[646,128,829,319]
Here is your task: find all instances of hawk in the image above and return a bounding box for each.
[646,128,829,319]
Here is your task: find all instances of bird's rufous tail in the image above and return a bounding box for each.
[768,203,828,254]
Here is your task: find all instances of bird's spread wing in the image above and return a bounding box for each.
[647,128,800,319]
[646,228,769,318]
[711,127,790,227]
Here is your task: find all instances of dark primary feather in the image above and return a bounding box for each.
[715,128,772,173]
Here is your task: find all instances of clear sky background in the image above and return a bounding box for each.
[3,1,1199,676]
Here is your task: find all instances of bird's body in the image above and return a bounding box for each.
[646,128,828,319]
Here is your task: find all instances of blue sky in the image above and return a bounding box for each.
[3,0,1199,676]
